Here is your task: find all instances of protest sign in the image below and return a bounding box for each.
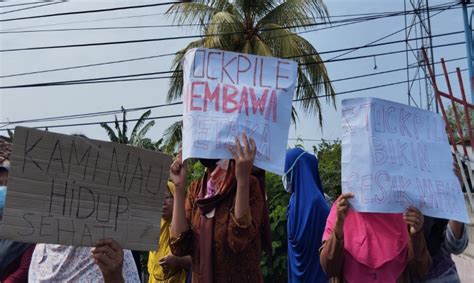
[341,97,469,223]
[0,127,172,251]
[181,48,297,175]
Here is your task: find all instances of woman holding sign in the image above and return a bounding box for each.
[169,133,266,283]
[319,193,432,283]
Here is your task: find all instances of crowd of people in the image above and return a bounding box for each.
[0,133,470,283]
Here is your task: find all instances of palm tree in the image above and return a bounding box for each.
[166,0,336,125]
[100,107,156,147]
[159,120,183,154]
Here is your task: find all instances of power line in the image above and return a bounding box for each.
[0,39,465,89]
[0,2,180,22]
[0,4,456,34]
[0,1,63,15]
[0,3,465,53]
[326,3,449,61]
[0,29,463,79]
[0,56,466,91]
[0,68,467,130]
[293,30,464,59]
[302,41,465,66]
[0,102,183,127]
[0,114,183,131]
[1,1,460,32]
[0,1,50,9]
[295,68,468,102]
[0,52,177,79]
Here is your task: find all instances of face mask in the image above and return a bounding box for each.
[282,151,306,193]
[0,186,6,210]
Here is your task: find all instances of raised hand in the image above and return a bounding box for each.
[228,133,257,183]
[404,207,424,234]
[170,150,187,192]
[334,193,354,239]
[92,238,124,283]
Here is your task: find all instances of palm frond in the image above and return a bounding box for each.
[113,115,125,144]
[203,11,244,51]
[161,120,183,154]
[291,105,299,125]
[100,123,119,143]
[133,121,156,146]
[167,39,206,102]
[166,1,218,31]
[121,106,128,144]
[130,110,152,144]
[258,23,335,123]
[258,0,329,30]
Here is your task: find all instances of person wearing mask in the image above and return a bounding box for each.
[0,158,36,283]
[283,148,330,283]
[169,134,267,282]
[148,181,191,283]
[320,192,432,283]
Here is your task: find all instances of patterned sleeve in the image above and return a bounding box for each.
[443,223,468,255]
[226,177,264,254]
[169,182,197,257]
[122,250,141,282]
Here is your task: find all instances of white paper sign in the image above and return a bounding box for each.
[181,48,297,175]
[341,97,469,223]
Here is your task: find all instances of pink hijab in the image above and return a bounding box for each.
[323,203,409,282]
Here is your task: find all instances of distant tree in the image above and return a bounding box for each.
[446,105,474,142]
[100,107,156,147]
[313,139,341,199]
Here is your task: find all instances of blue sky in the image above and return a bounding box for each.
[0,0,470,150]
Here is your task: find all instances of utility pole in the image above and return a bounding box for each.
[461,0,474,102]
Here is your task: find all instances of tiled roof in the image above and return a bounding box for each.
[0,136,12,164]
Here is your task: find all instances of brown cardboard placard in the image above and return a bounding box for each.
[0,127,172,251]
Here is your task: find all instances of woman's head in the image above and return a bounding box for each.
[199,158,219,169]
[162,182,175,221]
[283,148,322,194]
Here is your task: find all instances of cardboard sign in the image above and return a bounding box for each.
[0,127,172,251]
[341,97,469,223]
[181,48,297,175]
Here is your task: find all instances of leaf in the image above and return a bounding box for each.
[100,123,119,143]
[113,115,124,144]
[161,120,183,154]
[121,106,128,144]
[130,110,152,144]
[133,121,156,146]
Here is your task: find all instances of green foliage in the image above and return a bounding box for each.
[160,120,183,154]
[100,108,156,147]
[446,105,474,143]
[261,171,289,282]
[186,159,206,185]
[314,139,341,200]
